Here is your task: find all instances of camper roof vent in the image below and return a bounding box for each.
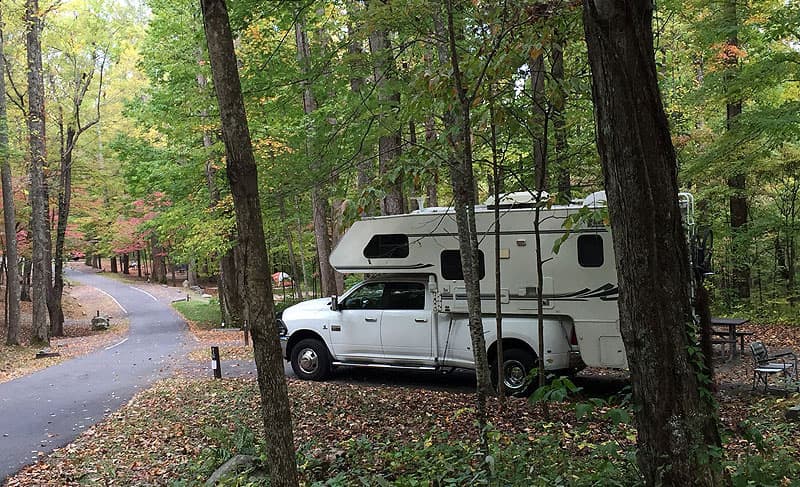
[484,191,549,207]
[582,191,607,208]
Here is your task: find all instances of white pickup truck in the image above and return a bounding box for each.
[278,275,582,394]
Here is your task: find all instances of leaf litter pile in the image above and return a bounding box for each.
[6,368,799,486]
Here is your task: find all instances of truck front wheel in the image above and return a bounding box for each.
[493,348,535,397]
[290,338,331,381]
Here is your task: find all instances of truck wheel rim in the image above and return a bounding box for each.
[503,360,527,390]
[298,348,319,374]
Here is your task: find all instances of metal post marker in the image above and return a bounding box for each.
[243,321,249,346]
[211,346,222,379]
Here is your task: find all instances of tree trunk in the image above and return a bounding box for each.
[187,258,198,287]
[136,249,142,277]
[441,0,491,462]
[551,33,570,202]
[200,2,299,485]
[582,2,721,485]
[295,14,339,297]
[122,253,130,274]
[151,237,167,284]
[21,259,31,302]
[278,197,301,300]
[110,256,118,274]
[26,0,52,346]
[368,12,405,215]
[530,51,547,192]
[0,7,21,345]
[724,0,749,300]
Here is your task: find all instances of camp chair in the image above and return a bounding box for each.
[750,341,797,392]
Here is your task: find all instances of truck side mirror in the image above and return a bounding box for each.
[330,295,339,311]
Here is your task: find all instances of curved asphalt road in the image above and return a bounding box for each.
[0,268,189,481]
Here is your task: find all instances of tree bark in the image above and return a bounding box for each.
[295,13,339,297]
[0,7,21,345]
[582,2,721,485]
[20,259,31,302]
[122,253,130,274]
[278,197,301,300]
[551,33,570,201]
[724,0,749,299]
[530,52,547,192]
[26,0,52,346]
[368,3,405,215]
[200,2,299,485]
[151,237,167,284]
[110,256,118,274]
[441,0,492,461]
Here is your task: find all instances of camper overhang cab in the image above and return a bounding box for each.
[278,191,696,395]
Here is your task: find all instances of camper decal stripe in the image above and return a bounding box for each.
[335,264,434,271]
[406,228,608,238]
[439,283,619,302]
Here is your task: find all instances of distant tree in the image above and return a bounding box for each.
[582,1,721,484]
[199,1,298,486]
[0,5,21,346]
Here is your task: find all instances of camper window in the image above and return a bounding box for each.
[578,235,604,267]
[364,234,410,259]
[441,250,486,280]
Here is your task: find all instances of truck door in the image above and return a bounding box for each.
[330,282,384,360]
[380,282,433,362]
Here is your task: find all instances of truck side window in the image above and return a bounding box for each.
[578,234,604,267]
[342,283,385,309]
[441,250,486,280]
[363,234,409,258]
[383,283,426,310]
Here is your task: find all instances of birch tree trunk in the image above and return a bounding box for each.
[26,0,52,346]
[0,7,21,345]
[200,2,298,485]
[582,2,721,484]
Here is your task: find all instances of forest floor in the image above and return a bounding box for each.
[3,266,800,485]
[0,278,129,384]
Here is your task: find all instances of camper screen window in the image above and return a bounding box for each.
[441,250,486,280]
[363,234,410,259]
[578,235,604,267]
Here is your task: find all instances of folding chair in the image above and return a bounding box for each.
[750,341,797,392]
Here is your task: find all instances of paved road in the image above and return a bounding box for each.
[0,268,190,481]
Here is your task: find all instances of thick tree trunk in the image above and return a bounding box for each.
[136,249,142,278]
[200,2,299,485]
[122,253,130,274]
[110,256,118,274]
[187,258,198,287]
[0,8,21,345]
[582,2,721,485]
[369,16,405,215]
[26,0,52,346]
[295,15,339,297]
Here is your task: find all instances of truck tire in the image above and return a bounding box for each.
[493,348,535,397]
[291,338,331,381]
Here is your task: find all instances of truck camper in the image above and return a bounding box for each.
[278,191,696,394]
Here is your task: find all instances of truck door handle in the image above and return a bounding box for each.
[365,317,378,322]
[414,318,428,323]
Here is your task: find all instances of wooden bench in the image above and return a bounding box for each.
[711,330,754,355]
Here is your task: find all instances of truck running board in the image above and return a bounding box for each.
[331,361,437,371]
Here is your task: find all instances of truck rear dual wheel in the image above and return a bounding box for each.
[492,348,536,397]
[290,338,331,381]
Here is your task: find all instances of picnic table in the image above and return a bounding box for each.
[710,317,752,358]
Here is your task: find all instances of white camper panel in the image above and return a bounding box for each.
[330,200,627,369]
